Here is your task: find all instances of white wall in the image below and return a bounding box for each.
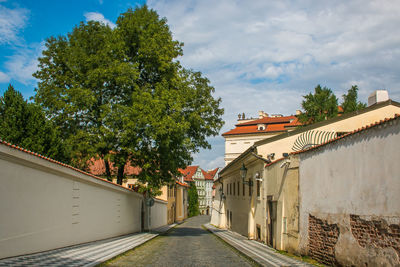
[298,118,400,264]
[0,143,166,259]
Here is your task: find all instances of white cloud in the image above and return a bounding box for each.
[148,0,400,169]
[0,4,29,44]
[4,42,43,85]
[84,12,116,28]
[0,71,9,83]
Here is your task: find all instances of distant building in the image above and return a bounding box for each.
[222,111,301,165]
[179,166,216,215]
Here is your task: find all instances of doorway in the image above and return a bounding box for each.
[267,196,276,247]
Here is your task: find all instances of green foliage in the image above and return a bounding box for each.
[298,85,338,124]
[33,5,224,186]
[341,85,366,113]
[188,183,199,217]
[0,85,68,162]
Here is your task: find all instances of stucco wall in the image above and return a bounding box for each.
[298,118,400,266]
[0,144,166,259]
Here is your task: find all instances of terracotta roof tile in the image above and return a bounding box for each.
[292,114,400,155]
[223,115,301,136]
[202,169,213,180]
[178,165,198,182]
[207,168,219,179]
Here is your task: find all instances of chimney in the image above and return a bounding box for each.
[368,90,389,107]
[258,111,268,119]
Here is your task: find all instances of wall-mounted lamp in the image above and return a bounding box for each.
[218,186,225,200]
[240,163,253,186]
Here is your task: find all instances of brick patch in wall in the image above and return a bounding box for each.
[308,214,340,266]
[350,214,400,259]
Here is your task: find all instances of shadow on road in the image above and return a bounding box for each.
[162,227,209,237]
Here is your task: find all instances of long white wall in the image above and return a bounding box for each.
[0,143,166,259]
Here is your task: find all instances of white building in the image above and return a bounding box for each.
[222,111,301,165]
[179,166,217,215]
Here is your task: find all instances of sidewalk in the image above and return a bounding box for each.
[0,224,176,267]
[204,223,313,267]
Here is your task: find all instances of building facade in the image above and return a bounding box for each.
[212,96,400,265]
[179,166,216,215]
[222,111,301,165]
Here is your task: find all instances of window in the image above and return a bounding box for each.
[230,183,232,195]
[243,182,245,196]
[233,182,235,195]
[249,179,252,196]
[257,180,261,197]
[237,182,240,196]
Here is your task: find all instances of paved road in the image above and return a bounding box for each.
[102,215,255,267]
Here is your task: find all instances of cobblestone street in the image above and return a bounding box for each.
[101,215,255,267]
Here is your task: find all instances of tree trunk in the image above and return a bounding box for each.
[105,160,112,181]
[116,163,125,185]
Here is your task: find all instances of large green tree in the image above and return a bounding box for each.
[0,85,67,162]
[341,85,366,113]
[298,85,338,124]
[33,6,224,188]
[188,183,199,217]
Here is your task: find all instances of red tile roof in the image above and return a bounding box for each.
[0,139,134,192]
[202,169,213,180]
[178,165,198,182]
[88,158,141,176]
[222,115,301,136]
[207,168,219,180]
[176,180,190,188]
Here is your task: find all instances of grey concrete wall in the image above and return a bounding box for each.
[0,143,166,259]
[298,118,400,266]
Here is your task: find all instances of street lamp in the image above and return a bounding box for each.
[240,163,252,186]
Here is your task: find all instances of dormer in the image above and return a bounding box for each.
[257,124,266,131]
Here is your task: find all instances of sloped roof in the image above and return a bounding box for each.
[207,168,219,180]
[220,99,400,176]
[264,114,400,169]
[176,180,190,188]
[222,115,301,136]
[292,114,400,155]
[178,165,198,182]
[202,169,213,180]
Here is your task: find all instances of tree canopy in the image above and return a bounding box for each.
[188,183,200,217]
[298,85,338,124]
[33,6,224,188]
[0,85,67,162]
[298,84,367,125]
[341,85,366,113]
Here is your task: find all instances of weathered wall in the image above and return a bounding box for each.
[298,118,400,266]
[0,143,166,259]
[263,157,300,252]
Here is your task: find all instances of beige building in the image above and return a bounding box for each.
[212,96,400,263]
[167,179,189,224]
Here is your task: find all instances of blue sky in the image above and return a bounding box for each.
[1,0,400,170]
